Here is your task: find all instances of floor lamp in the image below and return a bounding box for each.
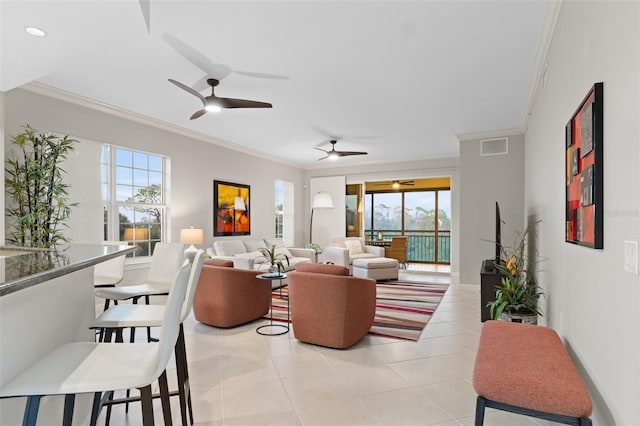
[310,192,334,244]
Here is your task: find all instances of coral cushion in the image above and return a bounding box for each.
[295,263,349,276]
[204,258,234,268]
[473,321,592,418]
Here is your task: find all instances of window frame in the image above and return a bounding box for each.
[102,145,170,259]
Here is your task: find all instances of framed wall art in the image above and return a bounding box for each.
[213,180,250,236]
[565,82,603,249]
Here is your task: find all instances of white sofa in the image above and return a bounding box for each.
[322,237,385,271]
[206,238,314,271]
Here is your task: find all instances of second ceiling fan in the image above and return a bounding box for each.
[315,140,368,161]
[169,78,272,120]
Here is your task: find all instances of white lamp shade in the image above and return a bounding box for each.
[180,227,204,245]
[234,196,246,211]
[312,192,334,209]
[124,227,148,241]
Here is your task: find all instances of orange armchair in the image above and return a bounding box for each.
[287,263,376,349]
[193,259,271,328]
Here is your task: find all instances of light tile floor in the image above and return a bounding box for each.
[98,271,554,426]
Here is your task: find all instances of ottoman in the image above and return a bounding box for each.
[352,257,399,281]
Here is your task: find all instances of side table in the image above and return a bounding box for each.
[256,273,289,336]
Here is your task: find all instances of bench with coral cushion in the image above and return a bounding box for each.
[287,263,376,349]
[192,259,272,328]
[473,321,593,425]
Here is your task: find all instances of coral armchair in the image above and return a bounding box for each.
[287,263,376,349]
[193,259,271,328]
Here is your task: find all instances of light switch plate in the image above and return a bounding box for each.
[624,240,638,275]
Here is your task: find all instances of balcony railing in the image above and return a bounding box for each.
[365,230,450,264]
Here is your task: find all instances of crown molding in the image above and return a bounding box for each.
[520,0,563,129]
[20,82,302,169]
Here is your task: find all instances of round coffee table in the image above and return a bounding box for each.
[256,273,289,336]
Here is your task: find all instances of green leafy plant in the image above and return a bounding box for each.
[5,125,78,248]
[488,222,544,320]
[306,243,322,254]
[257,245,289,273]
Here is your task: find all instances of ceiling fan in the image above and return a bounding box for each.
[373,180,415,189]
[168,78,272,120]
[314,140,368,161]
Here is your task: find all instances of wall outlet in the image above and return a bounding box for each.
[624,240,639,275]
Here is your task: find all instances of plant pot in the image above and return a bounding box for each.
[499,310,538,325]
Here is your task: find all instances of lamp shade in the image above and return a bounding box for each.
[312,192,334,209]
[180,227,204,245]
[234,196,246,211]
[124,227,148,241]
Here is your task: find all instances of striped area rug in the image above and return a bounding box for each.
[265,279,448,342]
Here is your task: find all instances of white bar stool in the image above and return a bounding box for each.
[0,259,193,426]
[91,250,204,425]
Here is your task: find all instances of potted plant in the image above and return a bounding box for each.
[5,125,78,248]
[488,222,544,324]
[257,245,290,275]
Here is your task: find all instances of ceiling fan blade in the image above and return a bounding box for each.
[313,147,329,153]
[190,109,207,120]
[336,151,368,156]
[162,33,232,80]
[317,155,328,161]
[233,70,290,80]
[169,79,206,105]
[219,97,272,109]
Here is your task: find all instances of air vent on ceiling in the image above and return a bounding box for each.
[481,137,508,156]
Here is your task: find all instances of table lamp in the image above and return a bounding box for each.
[180,226,204,260]
[124,227,148,242]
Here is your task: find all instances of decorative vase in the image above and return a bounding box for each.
[499,310,538,325]
[268,264,280,274]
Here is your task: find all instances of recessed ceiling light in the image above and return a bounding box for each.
[25,27,46,37]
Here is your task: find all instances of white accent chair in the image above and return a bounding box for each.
[322,237,385,272]
[90,250,205,426]
[0,259,193,426]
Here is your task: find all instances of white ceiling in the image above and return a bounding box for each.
[1,1,550,168]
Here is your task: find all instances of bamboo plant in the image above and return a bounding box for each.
[5,125,78,248]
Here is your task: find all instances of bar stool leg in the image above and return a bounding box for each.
[158,371,173,426]
[90,392,102,426]
[63,394,75,426]
[139,385,155,426]
[22,395,42,426]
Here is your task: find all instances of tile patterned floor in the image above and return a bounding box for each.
[98,272,555,426]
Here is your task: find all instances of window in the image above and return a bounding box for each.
[364,187,451,264]
[275,179,294,246]
[102,145,168,258]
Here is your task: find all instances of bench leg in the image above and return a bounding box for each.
[475,396,486,426]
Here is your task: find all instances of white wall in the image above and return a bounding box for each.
[4,88,307,249]
[459,134,525,284]
[525,2,639,424]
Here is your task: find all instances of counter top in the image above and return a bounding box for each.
[0,244,135,297]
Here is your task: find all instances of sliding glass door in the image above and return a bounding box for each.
[364,188,451,264]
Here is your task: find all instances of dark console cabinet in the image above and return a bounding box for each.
[480,259,501,322]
